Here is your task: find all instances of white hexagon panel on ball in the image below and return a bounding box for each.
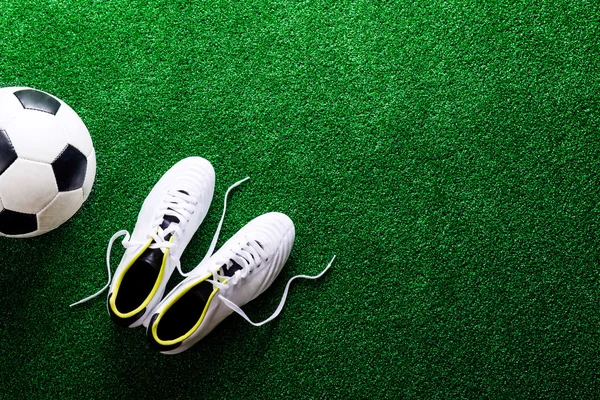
[0,158,59,213]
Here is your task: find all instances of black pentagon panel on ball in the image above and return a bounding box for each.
[0,209,38,235]
[0,130,18,175]
[52,144,88,191]
[13,89,61,115]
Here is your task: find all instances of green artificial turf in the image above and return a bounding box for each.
[0,0,599,398]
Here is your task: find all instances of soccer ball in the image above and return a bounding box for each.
[0,87,95,237]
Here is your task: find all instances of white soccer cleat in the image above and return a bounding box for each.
[146,212,333,354]
[71,157,215,328]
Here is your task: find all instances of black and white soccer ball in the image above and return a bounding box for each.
[0,87,95,238]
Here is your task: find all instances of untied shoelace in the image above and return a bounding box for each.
[206,240,336,327]
[69,177,250,307]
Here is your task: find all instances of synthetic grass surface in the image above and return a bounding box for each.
[0,0,599,398]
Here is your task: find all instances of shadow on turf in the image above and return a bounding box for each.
[99,257,307,397]
[104,317,281,397]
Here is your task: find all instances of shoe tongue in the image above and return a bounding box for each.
[222,260,244,277]
[160,214,180,231]
[137,191,190,273]
[158,190,189,237]
[138,247,165,272]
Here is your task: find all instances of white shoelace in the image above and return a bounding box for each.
[69,177,250,307]
[213,253,336,327]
